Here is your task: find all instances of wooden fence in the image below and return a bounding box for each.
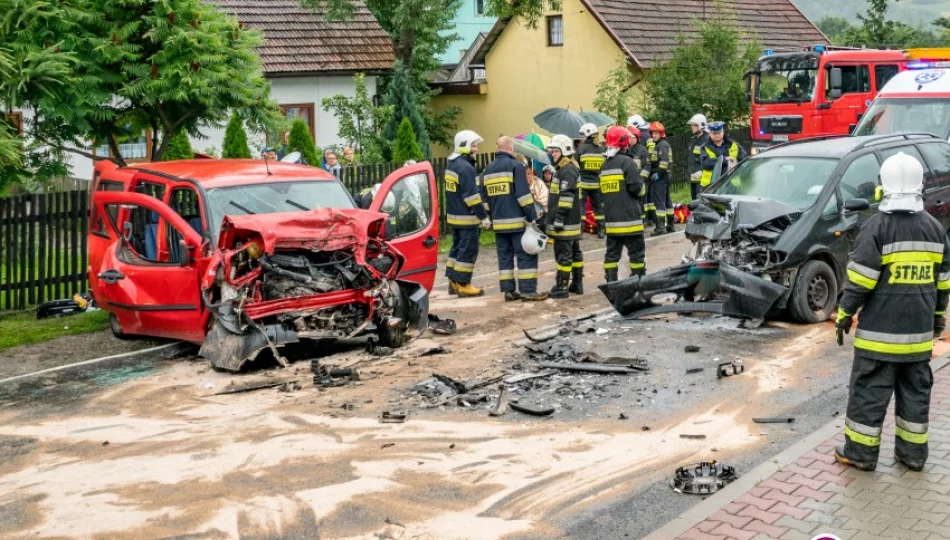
[0,130,751,311]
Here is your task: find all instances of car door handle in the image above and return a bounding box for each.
[423,235,436,248]
[98,269,125,284]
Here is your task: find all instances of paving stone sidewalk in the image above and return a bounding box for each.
[646,351,950,540]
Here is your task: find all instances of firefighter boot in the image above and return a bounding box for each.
[456,282,484,298]
[504,291,522,302]
[596,222,606,240]
[895,450,926,472]
[645,209,656,228]
[652,217,668,236]
[521,291,549,302]
[448,281,458,295]
[569,267,584,295]
[605,268,619,283]
[666,213,676,233]
[834,445,877,472]
[549,271,571,299]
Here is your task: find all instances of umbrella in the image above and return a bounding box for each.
[533,107,588,136]
[515,132,551,150]
[579,111,614,127]
[513,137,551,165]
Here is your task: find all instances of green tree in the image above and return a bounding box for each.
[162,129,193,161]
[321,73,392,164]
[287,119,320,166]
[843,0,938,48]
[382,61,431,159]
[643,7,759,136]
[392,117,424,164]
[592,56,639,125]
[221,114,252,158]
[0,0,282,182]
[817,16,855,45]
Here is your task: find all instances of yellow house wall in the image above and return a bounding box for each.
[431,0,643,157]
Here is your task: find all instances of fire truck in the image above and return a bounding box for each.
[746,47,950,152]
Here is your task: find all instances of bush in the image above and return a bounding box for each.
[392,117,423,164]
[162,130,193,161]
[381,60,431,160]
[222,115,251,158]
[287,119,319,166]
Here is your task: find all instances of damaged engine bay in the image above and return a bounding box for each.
[199,210,428,372]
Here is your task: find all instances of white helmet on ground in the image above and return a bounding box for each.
[687,114,708,129]
[449,129,483,160]
[521,220,549,255]
[579,123,598,139]
[627,114,648,129]
[547,134,575,157]
[880,151,924,213]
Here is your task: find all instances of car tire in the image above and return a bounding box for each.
[110,313,133,340]
[377,282,410,349]
[788,260,838,324]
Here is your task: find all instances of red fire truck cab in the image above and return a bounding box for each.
[748,47,907,151]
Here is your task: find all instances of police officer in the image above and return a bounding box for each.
[546,134,584,299]
[648,122,673,236]
[687,114,709,201]
[482,136,548,302]
[699,121,747,188]
[444,130,491,298]
[834,152,950,473]
[576,123,606,239]
[600,126,645,282]
[628,116,655,226]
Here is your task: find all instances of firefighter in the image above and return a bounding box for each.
[687,114,709,201]
[481,136,548,302]
[648,122,674,236]
[576,123,606,239]
[546,134,584,299]
[625,127,652,188]
[699,121,747,188]
[444,130,491,297]
[834,152,950,473]
[628,116,655,226]
[600,126,645,282]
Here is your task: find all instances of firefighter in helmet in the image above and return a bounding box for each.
[648,121,674,235]
[576,123,605,238]
[835,152,950,472]
[444,130,491,297]
[546,134,584,299]
[600,126,645,282]
[687,114,710,201]
[628,115,655,226]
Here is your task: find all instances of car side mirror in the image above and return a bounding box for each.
[829,67,843,95]
[178,239,191,267]
[844,198,870,212]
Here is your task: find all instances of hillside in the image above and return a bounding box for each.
[793,0,950,27]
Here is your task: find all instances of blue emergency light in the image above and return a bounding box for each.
[764,49,774,56]
[907,62,934,70]
[814,45,825,52]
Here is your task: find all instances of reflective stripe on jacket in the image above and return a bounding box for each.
[600,153,644,236]
[688,132,710,179]
[480,152,537,232]
[840,211,950,362]
[445,154,487,227]
[577,139,605,189]
[699,139,745,186]
[651,138,672,177]
[546,157,582,238]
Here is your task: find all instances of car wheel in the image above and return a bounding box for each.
[110,313,133,340]
[377,282,410,348]
[788,260,838,324]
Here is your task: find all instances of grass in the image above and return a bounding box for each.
[671,182,693,205]
[0,309,110,350]
[438,230,496,254]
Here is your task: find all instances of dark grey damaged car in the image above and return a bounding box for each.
[601,134,950,324]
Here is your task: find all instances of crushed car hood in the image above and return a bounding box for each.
[219,208,388,252]
[686,195,801,241]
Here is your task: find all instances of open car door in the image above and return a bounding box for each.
[91,191,207,343]
[370,162,439,291]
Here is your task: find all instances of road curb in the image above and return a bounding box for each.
[642,349,950,540]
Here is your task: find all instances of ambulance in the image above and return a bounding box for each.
[853,62,950,140]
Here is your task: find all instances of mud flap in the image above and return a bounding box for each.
[199,322,299,372]
[598,261,787,321]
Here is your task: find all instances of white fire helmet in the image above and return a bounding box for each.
[547,134,575,157]
[687,114,708,129]
[627,114,647,129]
[449,130,483,160]
[521,220,549,255]
[578,123,599,139]
[879,151,924,213]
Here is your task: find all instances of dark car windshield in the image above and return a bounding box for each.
[205,180,355,239]
[754,54,819,104]
[853,97,950,139]
[708,156,838,211]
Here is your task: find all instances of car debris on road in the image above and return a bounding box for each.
[671,461,738,494]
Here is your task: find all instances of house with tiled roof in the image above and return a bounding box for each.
[431,0,827,156]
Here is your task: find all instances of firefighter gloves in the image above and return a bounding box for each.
[836,311,854,346]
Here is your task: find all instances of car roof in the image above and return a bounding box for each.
[759,134,944,159]
[124,159,337,189]
[878,68,950,97]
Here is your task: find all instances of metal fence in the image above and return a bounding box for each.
[0,129,751,310]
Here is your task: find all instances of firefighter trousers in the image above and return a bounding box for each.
[496,231,538,293]
[446,227,480,285]
[690,181,701,202]
[843,355,933,465]
[650,177,670,221]
[554,238,583,274]
[582,187,604,227]
[603,234,646,277]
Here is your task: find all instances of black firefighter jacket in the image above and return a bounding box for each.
[599,153,644,236]
[445,154,487,228]
[546,157,582,238]
[480,151,537,232]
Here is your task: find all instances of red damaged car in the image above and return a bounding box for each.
[88,159,438,371]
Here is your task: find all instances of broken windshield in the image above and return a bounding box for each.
[206,181,355,239]
[754,55,819,104]
[708,157,838,211]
